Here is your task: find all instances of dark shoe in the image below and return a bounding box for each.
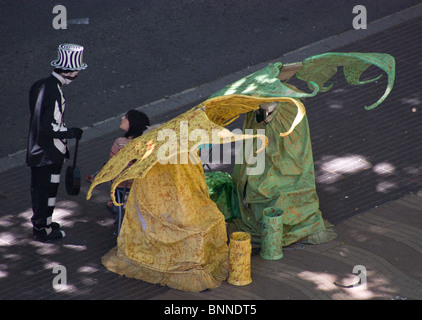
[50,222,61,230]
[33,227,65,242]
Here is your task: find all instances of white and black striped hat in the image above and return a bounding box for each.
[51,43,87,71]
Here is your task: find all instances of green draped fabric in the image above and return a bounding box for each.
[207,52,395,245]
[210,52,395,110]
[231,102,333,244]
[204,171,241,222]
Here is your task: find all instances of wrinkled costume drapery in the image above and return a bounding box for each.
[87,52,395,292]
[87,110,268,292]
[206,52,395,245]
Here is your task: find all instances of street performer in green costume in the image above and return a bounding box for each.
[208,52,395,245]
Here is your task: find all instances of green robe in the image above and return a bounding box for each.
[208,52,395,245]
[232,102,333,245]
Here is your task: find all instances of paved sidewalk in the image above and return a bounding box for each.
[0,6,421,301]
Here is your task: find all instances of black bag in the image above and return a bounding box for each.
[65,139,81,195]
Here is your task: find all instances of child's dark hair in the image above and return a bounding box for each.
[124,109,150,138]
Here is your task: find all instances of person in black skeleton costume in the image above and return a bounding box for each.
[26,44,87,242]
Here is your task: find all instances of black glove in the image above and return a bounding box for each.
[67,127,83,140]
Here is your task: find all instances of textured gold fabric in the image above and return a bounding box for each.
[227,232,252,286]
[87,108,268,206]
[101,162,229,292]
[87,108,268,292]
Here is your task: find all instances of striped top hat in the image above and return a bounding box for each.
[51,43,87,71]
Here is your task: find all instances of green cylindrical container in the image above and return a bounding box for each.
[260,207,284,260]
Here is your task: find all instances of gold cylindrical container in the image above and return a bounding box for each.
[227,232,252,286]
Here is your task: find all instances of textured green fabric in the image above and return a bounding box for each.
[231,101,331,245]
[296,52,395,110]
[208,62,318,100]
[210,52,395,111]
[260,207,284,260]
[205,171,241,222]
[207,52,395,245]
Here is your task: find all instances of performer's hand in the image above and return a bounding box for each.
[67,127,83,140]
